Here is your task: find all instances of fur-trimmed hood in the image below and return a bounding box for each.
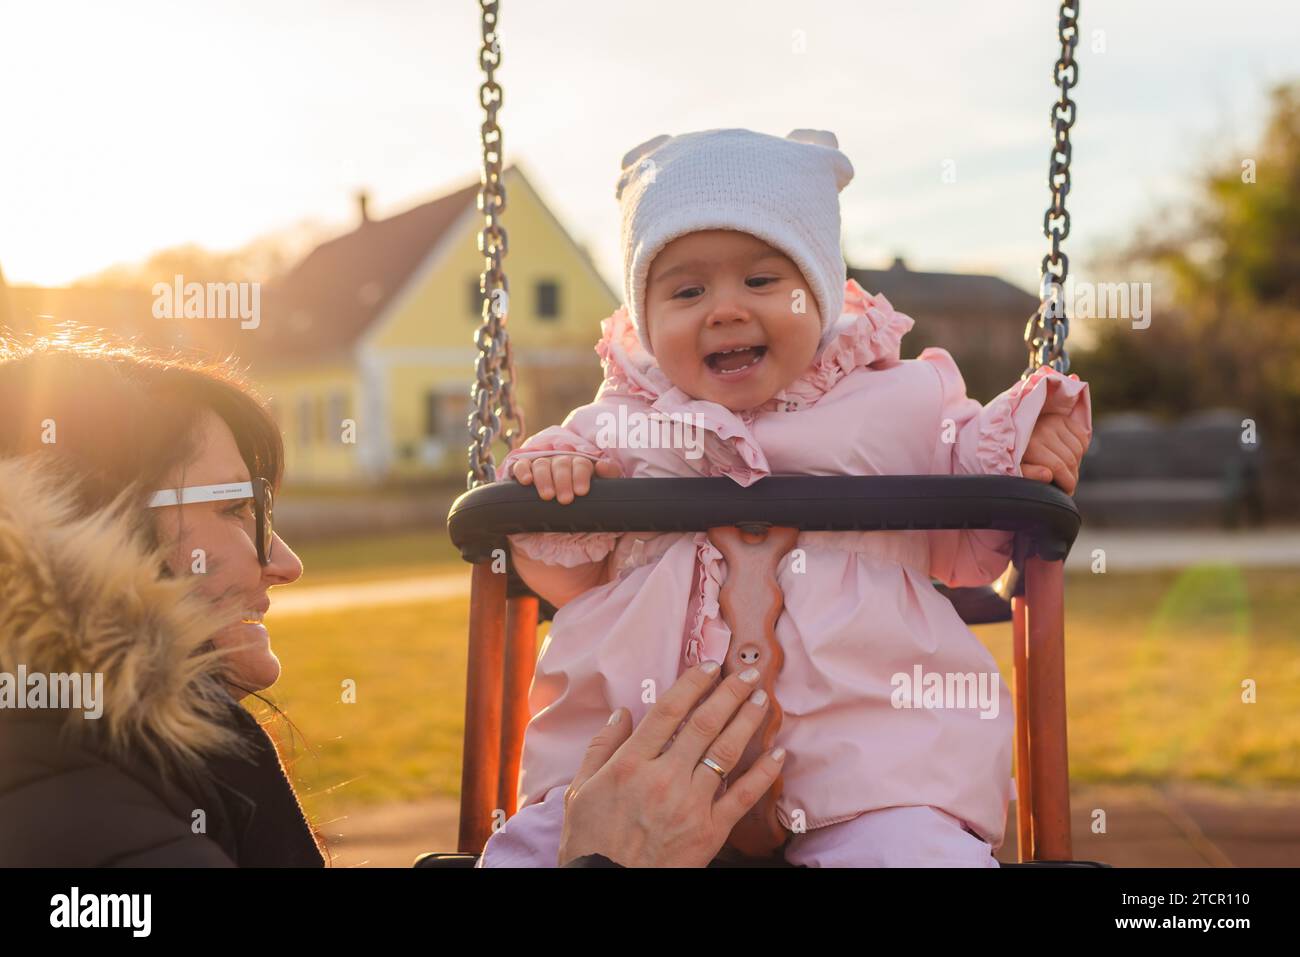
[0,454,244,776]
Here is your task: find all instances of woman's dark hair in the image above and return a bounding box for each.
[0,324,330,860]
[0,325,284,550]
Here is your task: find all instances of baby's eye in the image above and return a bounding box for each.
[747,276,778,288]
[672,286,703,300]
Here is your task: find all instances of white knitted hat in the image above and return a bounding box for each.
[615,128,854,357]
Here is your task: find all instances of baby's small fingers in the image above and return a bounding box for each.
[1029,446,1076,494]
[1022,463,1054,484]
[550,457,576,504]
[512,460,534,485]
[1042,426,1084,467]
[593,457,624,479]
[571,457,595,496]
[1063,414,1092,448]
[532,458,556,500]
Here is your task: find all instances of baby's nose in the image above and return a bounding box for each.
[705,302,752,325]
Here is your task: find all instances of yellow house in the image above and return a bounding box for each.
[249,165,619,486]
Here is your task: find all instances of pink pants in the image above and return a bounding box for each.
[478,785,1000,868]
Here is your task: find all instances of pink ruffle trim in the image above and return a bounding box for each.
[594,307,673,403]
[975,364,1089,477]
[650,389,771,486]
[765,281,916,412]
[507,530,619,568]
[683,537,731,667]
[594,278,915,414]
[498,428,618,567]
[976,395,1019,477]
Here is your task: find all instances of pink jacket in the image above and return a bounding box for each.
[500,278,1092,846]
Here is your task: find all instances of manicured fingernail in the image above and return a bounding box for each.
[750,689,767,706]
[700,660,720,675]
[739,668,760,683]
[771,747,786,762]
[607,710,621,725]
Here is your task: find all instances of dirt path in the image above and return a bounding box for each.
[267,527,1300,620]
[1068,526,1300,571]
[268,570,470,617]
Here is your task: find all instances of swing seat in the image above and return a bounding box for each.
[410,851,1109,868]
[444,474,1092,864]
[513,554,1016,627]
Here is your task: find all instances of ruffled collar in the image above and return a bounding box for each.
[593,278,914,414]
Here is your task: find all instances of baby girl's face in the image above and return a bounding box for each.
[645,230,822,412]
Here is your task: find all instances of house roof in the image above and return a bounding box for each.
[3,164,621,369]
[849,257,1037,320]
[245,174,486,364]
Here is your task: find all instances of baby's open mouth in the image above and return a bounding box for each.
[705,345,767,375]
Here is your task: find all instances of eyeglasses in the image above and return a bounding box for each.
[146,478,275,566]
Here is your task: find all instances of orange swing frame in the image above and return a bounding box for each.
[453,0,1082,867]
[455,552,1074,863]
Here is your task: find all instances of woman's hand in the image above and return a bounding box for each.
[1022,395,1090,495]
[557,661,786,867]
[512,454,623,504]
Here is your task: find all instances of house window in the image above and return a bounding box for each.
[424,390,472,441]
[327,391,351,438]
[424,390,442,439]
[297,396,313,446]
[468,278,482,319]
[536,280,560,320]
[315,395,328,443]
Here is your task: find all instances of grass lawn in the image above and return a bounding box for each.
[981,564,1300,786]
[290,528,467,586]
[254,565,1300,829]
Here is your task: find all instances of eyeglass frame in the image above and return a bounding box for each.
[145,478,274,566]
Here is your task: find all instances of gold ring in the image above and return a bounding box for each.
[700,756,727,779]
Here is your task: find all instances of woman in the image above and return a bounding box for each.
[0,330,320,866]
[0,329,777,868]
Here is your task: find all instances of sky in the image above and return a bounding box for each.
[1,0,1296,297]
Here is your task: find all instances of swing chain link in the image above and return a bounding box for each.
[468,0,525,488]
[1023,0,1079,378]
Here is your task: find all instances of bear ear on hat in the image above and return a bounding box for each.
[786,128,839,149]
[615,133,672,200]
[787,129,854,192]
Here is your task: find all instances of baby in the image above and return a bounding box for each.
[480,128,1092,867]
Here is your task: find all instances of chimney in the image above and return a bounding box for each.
[357,190,371,226]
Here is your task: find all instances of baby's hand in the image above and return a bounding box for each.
[1022,408,1090,495]
[512,454,624,504]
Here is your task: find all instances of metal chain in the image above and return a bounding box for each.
[1023,0,1079,377]
[467,0,525,487]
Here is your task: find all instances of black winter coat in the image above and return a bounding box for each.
[0,457,324,867]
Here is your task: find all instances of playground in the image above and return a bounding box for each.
[4,0,1297,877]
[256,525,1300,866]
